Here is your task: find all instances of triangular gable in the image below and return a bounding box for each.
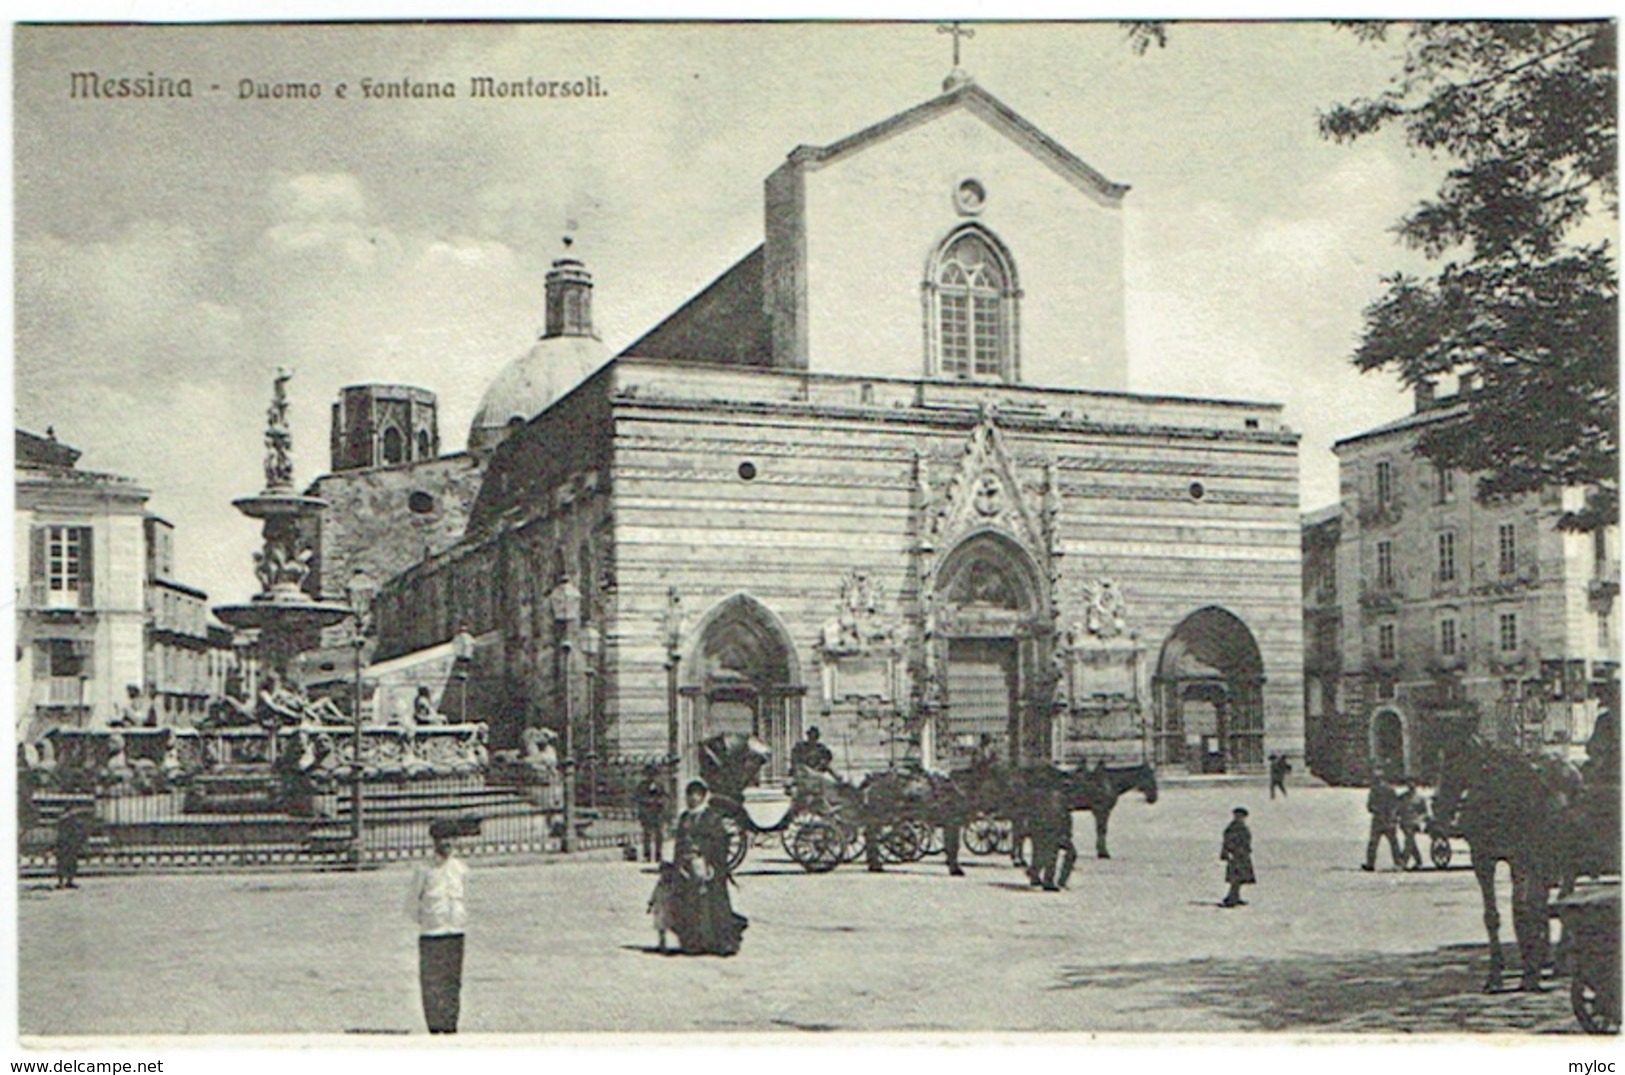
[788,82,1127,203]
[617,245,772,366]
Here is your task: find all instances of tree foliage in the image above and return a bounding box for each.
[1320,22,1618,529]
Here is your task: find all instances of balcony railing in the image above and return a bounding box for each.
[38,677,85,706]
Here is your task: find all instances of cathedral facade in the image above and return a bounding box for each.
[366,79,1305,778]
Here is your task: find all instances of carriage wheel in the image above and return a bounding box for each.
[719,809,750,871]
[920,820,944,856]
[965,814,1002,856]
[789,819,845,874]
[837,818,865,863]
[1430,835,1453,870]
[880,821,927,863]
[1573,973,1621,1034]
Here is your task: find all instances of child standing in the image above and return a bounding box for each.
[1219,806,1254,908]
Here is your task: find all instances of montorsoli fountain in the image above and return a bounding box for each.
[215,368,351,682]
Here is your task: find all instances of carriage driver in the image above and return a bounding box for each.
[790,727,839,805]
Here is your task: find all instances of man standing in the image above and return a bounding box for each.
[407,818,468,1033]
[1361,770,1403,871]
[1396,777,1429,871]
[634,763,668,863]
[54,805,92,890]
[1268,753,1291,799]
[1219,806,1254,907]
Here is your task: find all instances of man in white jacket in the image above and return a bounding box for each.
[407,818,469,1033]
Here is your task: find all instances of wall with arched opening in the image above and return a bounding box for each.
[1153,606,1267,773]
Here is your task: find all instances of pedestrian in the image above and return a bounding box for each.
[406,817,468,1033]
[1396,777,1429,871]
[1039,784,1076,892]
[1025,779,1059,890]
[672,780,746,956]
[634,763,668,863]
[1219,806,1254,908]
[1361,769,1404,871]
[53,805,92,890]
[1269,753,1291,799]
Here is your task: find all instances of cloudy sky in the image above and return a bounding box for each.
[14,20,1443,608]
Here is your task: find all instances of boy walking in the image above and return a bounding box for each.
[407,818,468,1033]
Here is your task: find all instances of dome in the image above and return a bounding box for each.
[468,255,608,454]
[468,334,607,453]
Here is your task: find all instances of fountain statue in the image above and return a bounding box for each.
[214,369,352,680]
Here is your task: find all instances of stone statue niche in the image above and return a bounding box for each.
[1060,578,1147,757]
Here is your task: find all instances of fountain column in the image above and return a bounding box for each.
[215,368,351,680]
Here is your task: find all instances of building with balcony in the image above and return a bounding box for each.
[1303,387,1619,784]
[15,429,231,741]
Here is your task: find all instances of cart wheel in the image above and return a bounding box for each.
[1430,835,1452,869]
[921,820,944,856]
[1573,975,1621,1034]
[837,819,865,863]
[965,814,1002,856]
[877,822,924,863]
[790,819,845,873]
[719,809,749,871]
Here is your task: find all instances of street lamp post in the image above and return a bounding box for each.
[581,623,602,812]
[552,576,581,853]
[345,570,376,868]
[662,587,684,827]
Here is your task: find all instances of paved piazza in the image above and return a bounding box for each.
[18,784,1592,1037]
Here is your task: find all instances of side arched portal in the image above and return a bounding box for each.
[1154,606,1266,773]
[682,593,805,783]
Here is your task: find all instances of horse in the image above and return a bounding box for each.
[1071,761,1159,859]
[858,765,969,876]
[967,760,1158,864]
[1434,734,1585,993]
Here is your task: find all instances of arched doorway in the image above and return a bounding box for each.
[933,531,1050,768]
[683,594,804,783]
[1154,607,1266,773]
[1370,707,1408,777]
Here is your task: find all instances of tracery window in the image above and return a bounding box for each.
[927,228,1019,382]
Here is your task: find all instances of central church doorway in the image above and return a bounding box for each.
[935,531,1048,768]
[684,594,804,784]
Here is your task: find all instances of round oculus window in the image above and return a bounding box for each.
[955,178,987,215]
[408,491,436,514]
[738,461,758,481]
[1188,481,1206,501]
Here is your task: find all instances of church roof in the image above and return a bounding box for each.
[617,245,772,366]
[469,333,609,451]
[793,81,1128,202]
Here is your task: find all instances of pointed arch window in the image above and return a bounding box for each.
[926,227,1020,382]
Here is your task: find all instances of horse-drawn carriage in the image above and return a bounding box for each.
[698,733,868,873]
[695,732,1158,875]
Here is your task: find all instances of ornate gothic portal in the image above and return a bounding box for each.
[1152,607,1266,773]
[682,594,805,783]
[931,532,1051,768]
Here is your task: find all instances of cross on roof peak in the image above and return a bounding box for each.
[938,22,977,91]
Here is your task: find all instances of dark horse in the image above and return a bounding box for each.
[1434,734,1585,993]
[968,760,1158,862]
[1071,761,1160,859]
[858,765,969,876]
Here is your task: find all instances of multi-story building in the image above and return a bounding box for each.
[15,429,234,740]
[144,515,218,726]
[1304,386,1619,784]
[16,429,151,740]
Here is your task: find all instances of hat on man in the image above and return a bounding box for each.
[429,817,461,840]
[685,779,709,796]
[1232,806,1249,817]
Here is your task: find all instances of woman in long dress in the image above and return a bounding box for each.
[672,779,746,956]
